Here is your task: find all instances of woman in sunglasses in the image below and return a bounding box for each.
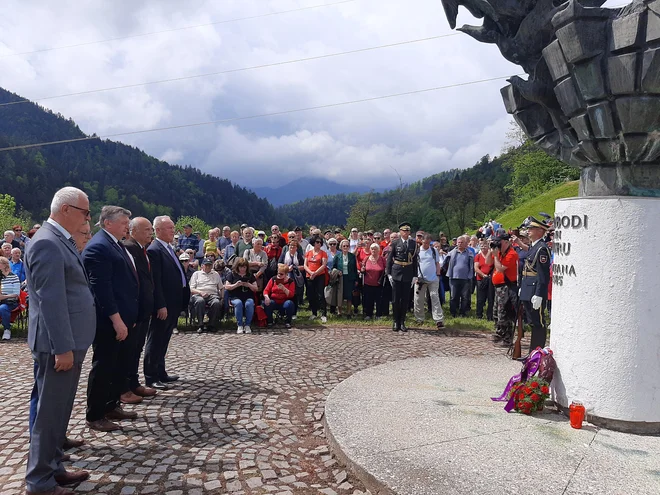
[304,236,328,323]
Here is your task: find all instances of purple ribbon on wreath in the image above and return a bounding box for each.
[491,348,545,412]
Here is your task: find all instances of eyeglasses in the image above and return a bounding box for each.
[66,204,91,218]
[13,229,22,232]
[314,240,323,244]
[374,237,381,240]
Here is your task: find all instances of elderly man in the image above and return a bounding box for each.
[177,223,197,251]
[122,217,158,400]
[446,235,474,317]
[145,216,188,390]
[25,187,95,495]
[218,226,232,251]
[4,230,20,250]
[236,227,254,258]
[84,206,140,432]
[189,258,224,333]
[414,234,445,329]
[1,242,12,258]
[9,247,26,283]
[223,230,240,263]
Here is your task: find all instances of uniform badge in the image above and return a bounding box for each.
[540,255,548,264]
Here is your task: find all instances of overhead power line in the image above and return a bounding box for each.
[0,0,356,58]
[0,74,517,153]
[0,34,459,107]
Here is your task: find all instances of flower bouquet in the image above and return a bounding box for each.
[511,378,551,415]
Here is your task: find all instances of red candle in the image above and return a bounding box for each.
[569,400,586,429]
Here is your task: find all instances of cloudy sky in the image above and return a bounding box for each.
[0,0,623,190]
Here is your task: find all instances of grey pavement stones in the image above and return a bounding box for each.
[0,326,495,494]
[325,356,660,495]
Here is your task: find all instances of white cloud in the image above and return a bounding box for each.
[0,0,532,190]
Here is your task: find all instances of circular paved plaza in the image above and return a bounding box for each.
[0,326,499,494]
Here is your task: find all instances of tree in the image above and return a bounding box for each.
[346,191,375,231]
[175,216,213,236]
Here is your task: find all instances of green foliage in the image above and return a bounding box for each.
[504,141,579,206]
[175,216,213,236]
[495,181,579,229]
[0,194,33,233]
[346,191,377,231]
[0,87,285,227]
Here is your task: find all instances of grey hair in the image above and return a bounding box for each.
[1,243,11,249]
[50,187,87,215]
[3,230,14,238]
[423,233,433,242]
[11,247,21,255]
[253,238,264,246]
[153,215,172,229]
[99,205,131,227]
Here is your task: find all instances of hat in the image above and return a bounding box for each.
[183,223,193,228]
[202,257,213,265]
[495,228,507,237]
[179,253,190,261]
[257,230,266,236]
[241,223,248,229]
[494,233,511,241]
[399,222,412,232]
[174,234,180,239]
[415,230,424,236]
[528,216,550,230]
[328,238,338,244]
[294,226,302,232]
[193,232,200,236]
[324,230,332,235]
[334,228,342,234]
[366,230,374,235]
[351,227,358,232]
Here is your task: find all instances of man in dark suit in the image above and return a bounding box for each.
[145,215,187,389]
[122,217,157,399]
[386,222,418,332]
[83,206,140,432]
[25,186,95,495]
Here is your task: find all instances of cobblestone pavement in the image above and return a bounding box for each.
[0,326,503,494]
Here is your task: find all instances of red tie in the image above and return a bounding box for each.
[143,247,151,272]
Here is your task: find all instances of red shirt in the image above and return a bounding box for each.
[492,247,519,286]
[363,256,386,286]
[355,247,370,268]
[305,249,327,274]
[474,252,493,281]
[263,276,295,304]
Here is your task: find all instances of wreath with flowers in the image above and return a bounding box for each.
[508,377,551,415]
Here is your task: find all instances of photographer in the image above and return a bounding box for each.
[413,234,444,329]
[486,233,519,346]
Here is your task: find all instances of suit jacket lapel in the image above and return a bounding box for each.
[43,222,88,282]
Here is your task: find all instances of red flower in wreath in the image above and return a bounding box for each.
[541,386,549,394]
[524,387,532,394]
[531,381,539,389]
[531,393,540,402]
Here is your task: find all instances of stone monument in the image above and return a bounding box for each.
[443,0,660,432]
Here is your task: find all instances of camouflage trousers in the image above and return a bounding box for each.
[494,285,517,342]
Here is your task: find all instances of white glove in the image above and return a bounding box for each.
[388,275,394,285]
[412,277,418,286]
[531,295,542,310]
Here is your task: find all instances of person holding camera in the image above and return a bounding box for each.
[413,234,444,329]
[486,232,519,346]
[224,258,258,334]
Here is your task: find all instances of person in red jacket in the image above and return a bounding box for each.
[263,263,296,328]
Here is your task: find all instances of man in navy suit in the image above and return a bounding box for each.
[122,217,157,400]
[83,206,140,432]
[25,187,95,495]
[145,215,188,389]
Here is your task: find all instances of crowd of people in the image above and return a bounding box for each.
[4,185,553,494]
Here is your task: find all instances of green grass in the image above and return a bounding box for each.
[496,180,579,229]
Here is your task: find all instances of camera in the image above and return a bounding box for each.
[490,240,501,249]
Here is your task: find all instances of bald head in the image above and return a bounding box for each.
[129,217,154,246]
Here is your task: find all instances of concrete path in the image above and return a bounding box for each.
[0,326,496,494]
[324,356,660,495]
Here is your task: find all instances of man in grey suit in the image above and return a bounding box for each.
[25,187,96,495]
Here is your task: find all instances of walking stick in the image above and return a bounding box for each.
[511,302,524,359]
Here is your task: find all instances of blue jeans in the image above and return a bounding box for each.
[232,298,254,326]
[263,299,295,324]
[0,301,17,330]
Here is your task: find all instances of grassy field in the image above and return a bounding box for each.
[496,180,579,229]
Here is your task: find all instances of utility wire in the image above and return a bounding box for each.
[0,34,459,107]
[0,74,516,153]
[0,0,356,58]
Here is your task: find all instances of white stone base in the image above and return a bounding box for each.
[551,196,660,432]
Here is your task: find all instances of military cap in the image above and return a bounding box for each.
[398,222,412,231]
[528,216,550,230]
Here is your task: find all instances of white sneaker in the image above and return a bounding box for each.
[172,328,179,334]
[244,325,252,334]
[292,315,297,320]
[321,316,327,324]
[197,327,203,334]
[2,329,10,340]
[309,315,317,321]
[237,326,244,334]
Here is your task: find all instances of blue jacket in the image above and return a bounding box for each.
[10,259,26,283]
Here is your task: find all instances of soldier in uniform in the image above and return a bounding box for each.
[386,222,418,332]
[519,217,552,353]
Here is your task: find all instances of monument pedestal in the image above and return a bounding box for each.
[551,196,660,434]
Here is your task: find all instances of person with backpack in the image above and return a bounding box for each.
[262,264,296,328]
[486,232,519,346]
[413,233,445,328]
[445,235,474,317]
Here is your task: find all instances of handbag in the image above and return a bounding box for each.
[291,266,305,288]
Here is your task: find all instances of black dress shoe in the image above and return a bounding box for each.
[149,381,168,390]
[392,322,399,331]
[400,323,408,332]
[162,374,179,383]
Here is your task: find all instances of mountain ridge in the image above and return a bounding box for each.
[250,177,388,206]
